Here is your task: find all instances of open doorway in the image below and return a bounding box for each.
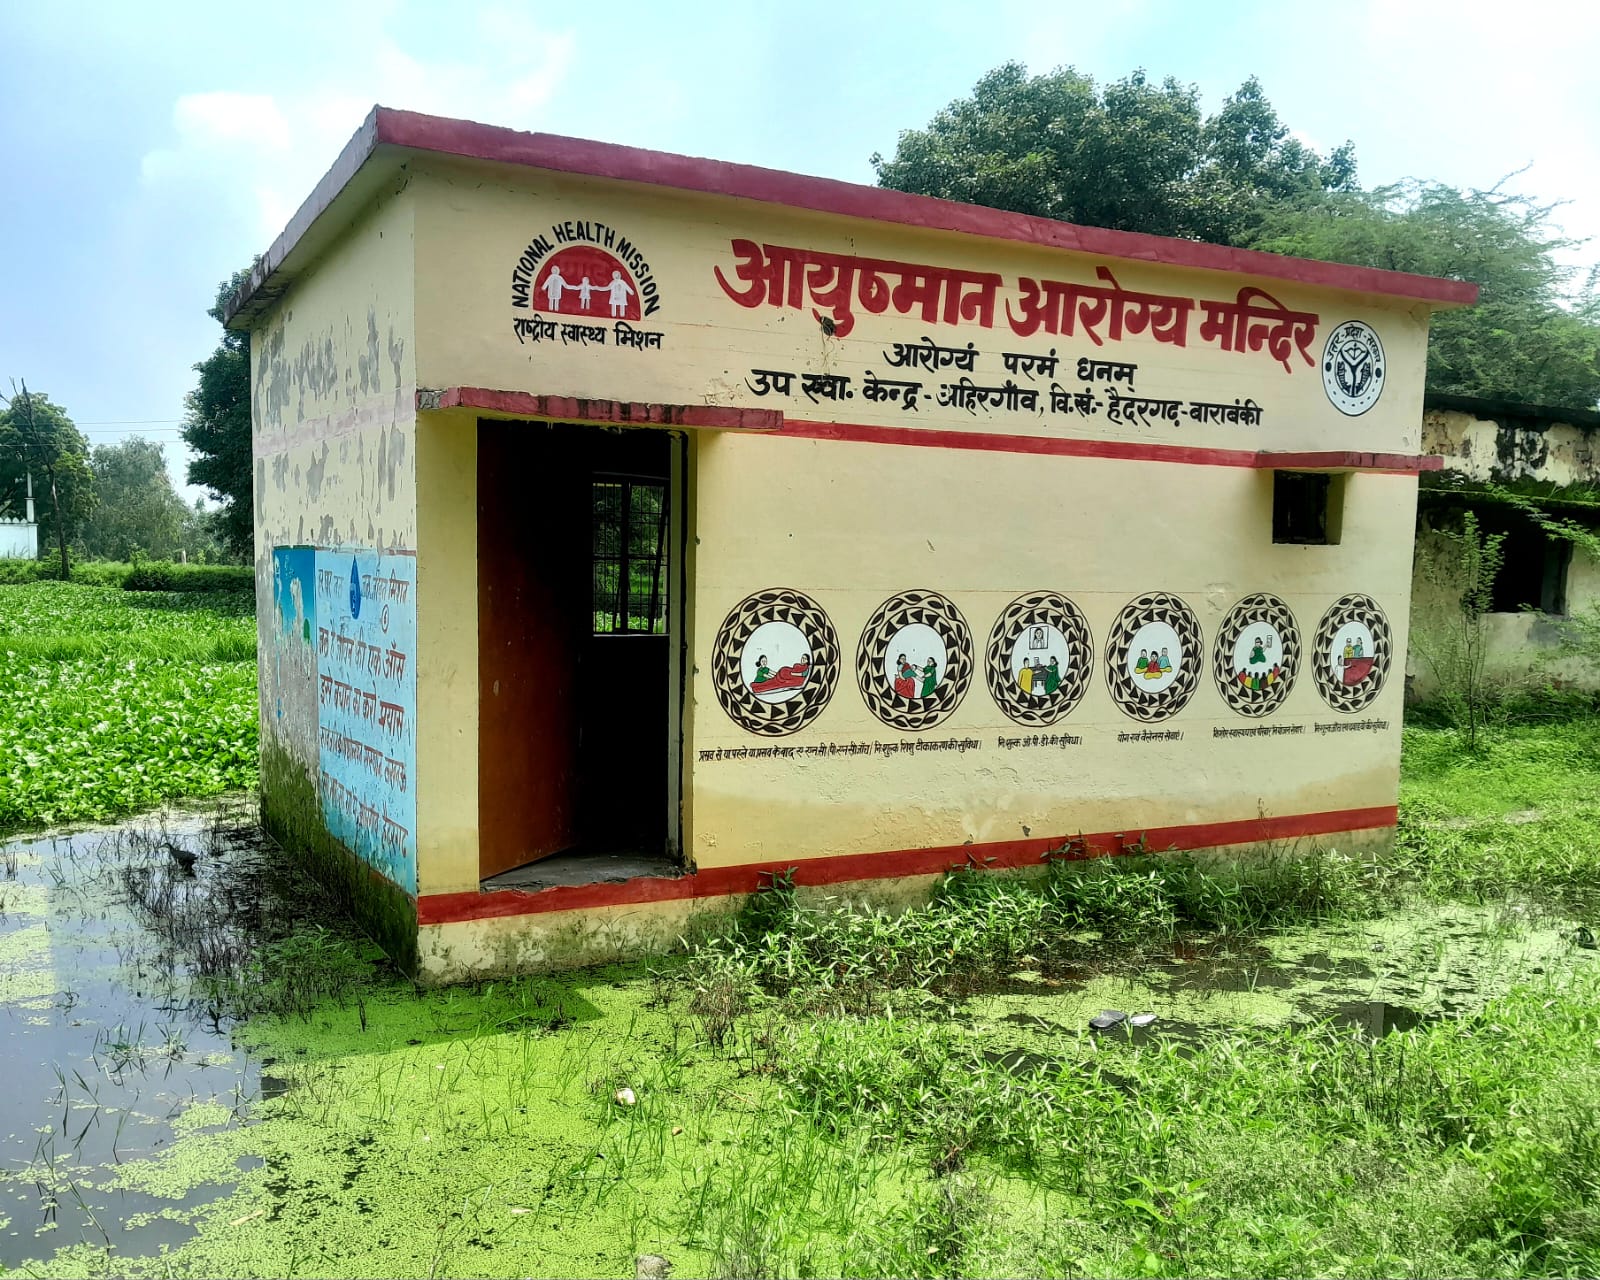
[477,420,685,889]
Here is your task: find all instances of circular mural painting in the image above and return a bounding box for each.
[984,592,1093,727]
[856,590,974,731]
[1103,592,1204,722]
[1211,593,1301,717]
[711,588,840,736]
[1312,594,1393,713]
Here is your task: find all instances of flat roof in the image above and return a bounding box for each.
[225,105,1480,330]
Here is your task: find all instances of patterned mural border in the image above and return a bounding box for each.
[856,589,974,731]
[984,592,1094,727]
[1312,593,1393,713]
[711,588,841,737]
[1103,591,1204,723]
[1211,593,1301,718]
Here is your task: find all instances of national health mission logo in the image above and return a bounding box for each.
[509,219,665,349]
[1321,320,1385,416]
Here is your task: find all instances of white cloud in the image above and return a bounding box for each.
[1354,0,1600,280]
[137,8,575,248]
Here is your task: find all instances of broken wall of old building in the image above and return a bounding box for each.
[1410,402,1600,700]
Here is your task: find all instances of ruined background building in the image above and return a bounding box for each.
[1411,394,1600,699]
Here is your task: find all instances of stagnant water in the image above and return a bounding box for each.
[0,807,280,1267]
[0,806,1588,1271]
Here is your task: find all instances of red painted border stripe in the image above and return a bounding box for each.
[416,804,1397,927]
[429,387,781,431]
[418,392,1440,473]
[780,418,1439,472]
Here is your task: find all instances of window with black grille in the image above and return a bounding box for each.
[1272,471,1334,545]
[592,477,668,635]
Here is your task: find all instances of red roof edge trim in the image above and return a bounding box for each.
[373,107,1479,308]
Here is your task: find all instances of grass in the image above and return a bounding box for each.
[1396,718,1600,913]
[0,581,258,834]
[3,718,1595,1277]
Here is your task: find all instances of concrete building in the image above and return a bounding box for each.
[1410,394,1600,699]
[0,474,38,560]
[226,107,1476,980]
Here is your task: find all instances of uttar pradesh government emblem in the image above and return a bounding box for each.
[985,592,1093,727]
[1311,593,1393,713]
[1103,592,1203,723]
[712,589,840,736]
[856,590,974,731]
[1211,593,1300,717]
[1321,320,1385,416]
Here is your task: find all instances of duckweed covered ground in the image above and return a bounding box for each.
[4,720,1600,1277]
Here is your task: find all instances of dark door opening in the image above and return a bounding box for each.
[477,421,683,886]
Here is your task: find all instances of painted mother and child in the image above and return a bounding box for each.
[750,653,811,695]
[893,654,940,699]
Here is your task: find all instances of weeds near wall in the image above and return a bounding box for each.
[1413,509,1507,750]
[679,844,1372,1035]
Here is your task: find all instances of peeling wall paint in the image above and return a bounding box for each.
[253,185,420,909]
[1421,408,1599,488]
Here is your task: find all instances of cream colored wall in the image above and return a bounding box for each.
[397,156,1430,888]
[252,191,417,559]
[413,408,479,894]
[409,159,1430,457]
[251,184,419,883]
[687,434,1415,868]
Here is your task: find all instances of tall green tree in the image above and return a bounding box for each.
[1252,181,1600,411]
[872,64,1355,247]
[875,63,1600,412]
[182,269,253,559]
[81,438,190,562]
[0,384,95,574]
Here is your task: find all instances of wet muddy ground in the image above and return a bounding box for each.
[1,805,1592,1276]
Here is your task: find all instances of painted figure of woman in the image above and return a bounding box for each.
[1158,648,1172,673]
[1249,635,1268,665]
[1135,648,1150,675]
[921,658,938,698]
[752,654,773,686]
[894,654,918,699]
[1043,656,1061,694]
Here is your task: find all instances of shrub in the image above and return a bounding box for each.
[0,559,252,591]
[124,563,253,592]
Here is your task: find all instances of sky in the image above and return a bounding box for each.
[2,0,1596,501]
